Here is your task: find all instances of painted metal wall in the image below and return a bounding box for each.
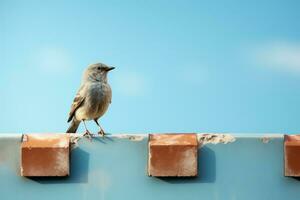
[0,134,298,200]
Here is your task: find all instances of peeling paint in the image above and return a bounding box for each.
[261,137,270,143]
[113,134,146,141]
[260,134,282,143]
[197,134,236,145]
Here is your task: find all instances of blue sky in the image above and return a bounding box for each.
[1,0,300,134]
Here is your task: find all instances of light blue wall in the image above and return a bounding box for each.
[0,134,298,200]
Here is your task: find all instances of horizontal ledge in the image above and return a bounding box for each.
[0,133,285,139]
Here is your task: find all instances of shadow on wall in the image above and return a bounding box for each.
[155,146,216,184]
[28,147,90,184]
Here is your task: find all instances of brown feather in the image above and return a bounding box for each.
[67,94,85,122]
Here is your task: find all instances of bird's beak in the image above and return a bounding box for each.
[106,67,115,71]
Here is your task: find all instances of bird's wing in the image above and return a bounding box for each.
[67,87,85,122]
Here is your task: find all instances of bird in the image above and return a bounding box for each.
[66,63,114,139]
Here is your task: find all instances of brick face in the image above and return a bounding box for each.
[148,134,198,177]
[284,135,300,177]
[21,134,70,177]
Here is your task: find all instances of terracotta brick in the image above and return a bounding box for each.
[284,135,300,177]
[148,134,198,177]
[21,134,70,177]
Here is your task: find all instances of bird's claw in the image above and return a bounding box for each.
[70,135,81,144]
[70,135,81,150]
[98,129,105,137]
[83,131,93,141]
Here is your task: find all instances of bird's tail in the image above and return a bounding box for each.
[66,119,80,133]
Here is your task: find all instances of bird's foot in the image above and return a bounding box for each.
[98,129,105,137]
[69,135,81,150]
[83,130,93,141]
[70,135,81,144]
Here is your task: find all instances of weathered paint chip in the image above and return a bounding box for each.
[148,134,198,177]
[197,134,236,145]
[114,134,146,141]
[284,135,300,177]
[21,134,70,177]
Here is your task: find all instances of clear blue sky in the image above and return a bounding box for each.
[1,0,300,133]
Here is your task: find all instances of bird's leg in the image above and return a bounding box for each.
[94,119,105,137]
[82,120,93,140]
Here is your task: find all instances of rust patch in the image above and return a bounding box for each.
[148,134,198,177]
[21,134,70,177]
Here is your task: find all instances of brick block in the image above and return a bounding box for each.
[148,134,198,177]
[21,134,70,177]
[284,135,300,177]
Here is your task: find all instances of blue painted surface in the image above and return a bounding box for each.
[0,134,299,200]
[2,0,300,134]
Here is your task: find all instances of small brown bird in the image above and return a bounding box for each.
[66,63,114,138]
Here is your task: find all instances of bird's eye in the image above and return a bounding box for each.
[97,67,101,70]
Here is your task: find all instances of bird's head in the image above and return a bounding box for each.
[83,63,115,83]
